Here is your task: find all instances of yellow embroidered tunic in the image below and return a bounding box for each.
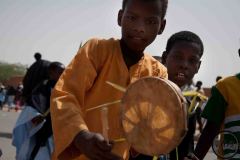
[50,38,168,160]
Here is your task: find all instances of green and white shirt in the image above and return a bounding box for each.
[202,73,240,159]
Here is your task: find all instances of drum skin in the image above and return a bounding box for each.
[121,77,187,156]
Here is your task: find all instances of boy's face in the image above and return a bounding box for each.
[49,67,64,81]
[163,41,201,87]
[118,0,166,52]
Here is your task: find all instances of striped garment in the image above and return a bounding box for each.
[202,73,240,159]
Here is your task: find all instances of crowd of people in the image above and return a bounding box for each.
[0,83,23,111]
[0,0,239,160]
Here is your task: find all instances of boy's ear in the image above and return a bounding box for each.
[118,10,123,26]
[161,51,167,64]
[196,61,202,73]
[158,19,166,35]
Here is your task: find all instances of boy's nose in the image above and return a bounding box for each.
[133,20,145,33]
[179,60,189,69]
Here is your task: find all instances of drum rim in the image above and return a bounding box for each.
[120,77,187,155]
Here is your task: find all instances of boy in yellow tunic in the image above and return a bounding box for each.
[50,0,168,159]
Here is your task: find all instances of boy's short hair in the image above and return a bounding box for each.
[34,52,42,61]
[122,0,168,19]
[48,62,65,71]
[196,81,203,87]
[165,31,204,57]
[216,76,222,82]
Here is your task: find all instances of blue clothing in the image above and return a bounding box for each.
[12,106,54,160]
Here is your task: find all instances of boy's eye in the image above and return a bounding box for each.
[146,19,158,25]
[189,58,200,64]
[126,15,136,21]
[173,55,182,61]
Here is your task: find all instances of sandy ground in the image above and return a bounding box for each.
[0,108,217,160]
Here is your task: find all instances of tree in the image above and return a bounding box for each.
[0,62,26,83]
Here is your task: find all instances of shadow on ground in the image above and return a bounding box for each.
[0,132,12,139]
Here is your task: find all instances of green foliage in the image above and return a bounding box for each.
[0,62,27,82]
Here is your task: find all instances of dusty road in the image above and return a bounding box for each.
[0,108,217,160]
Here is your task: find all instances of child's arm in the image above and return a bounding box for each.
[73,130,122,160]
[193,121,220,160]
[50,39,103,159]
[185,121,220,160]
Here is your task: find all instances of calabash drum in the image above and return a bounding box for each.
[121,77,187,156]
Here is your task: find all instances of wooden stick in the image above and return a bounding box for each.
[86,100,121,112]
[101,107,109,143]
[113,138,126,143]
[43,108,50,117]
[106,81,126,92]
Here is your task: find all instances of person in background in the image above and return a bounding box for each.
[22,52,50,104]
[14,83,23,111]
[12,62,65,160]
[29,62,65,160]
[6,86,16,111]
[215,76,222,83]
[194,80,206,133]
[162,31,204,160]
[0,85,6,110]
[185,49,240,160]
[0,148,2,158]
[50,0,168,159]
[130,31,204,160]
[195,81,204,95]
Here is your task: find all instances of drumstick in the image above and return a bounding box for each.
[42,108,50,117]
[152,156,158,160]
[101,107,109,143]
[113,138,126,143]
[86,100,121,112]
[106,81,126,92]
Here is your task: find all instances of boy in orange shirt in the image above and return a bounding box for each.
[50,0,168,159]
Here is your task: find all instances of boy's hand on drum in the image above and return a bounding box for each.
[74,130,122,160]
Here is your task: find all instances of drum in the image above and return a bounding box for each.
[121,77,187,156]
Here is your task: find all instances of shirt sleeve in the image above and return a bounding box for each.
[201,86,228,126]
[50,39,101,159]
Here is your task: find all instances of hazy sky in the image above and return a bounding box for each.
[0,0,240,87]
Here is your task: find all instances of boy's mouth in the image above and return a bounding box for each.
[177,72,186,79]
[128,35,145,41]
[132,36,143,40]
